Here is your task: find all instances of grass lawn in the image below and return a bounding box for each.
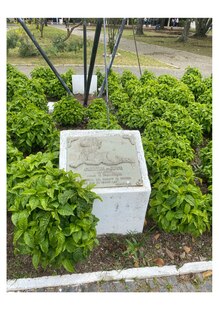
[7,24,170,68]
[122,28,212,57]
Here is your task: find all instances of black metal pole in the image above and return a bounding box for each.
[83,19,87,97]
[17,18,73,96]
[98,18,126,97]
[84,18,103,106]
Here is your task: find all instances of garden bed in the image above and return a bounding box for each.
[7,214,212,279]
[7,64,212,279]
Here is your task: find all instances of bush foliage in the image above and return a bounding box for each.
[7,64,212,273]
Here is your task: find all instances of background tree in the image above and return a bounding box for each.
[193,18,212,37]
[63,19,83,41]
[135,18,144,35]
[177,18,191,42]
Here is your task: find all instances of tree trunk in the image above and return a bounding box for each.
[193,18,212,38]
[159,18,166,30]
[63,20,82,41]
[177,18,191,42]
[135,18,144,35]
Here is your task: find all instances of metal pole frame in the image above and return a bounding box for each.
[98,18,126,97]
[84,18,103,106]
[17,18,73,96]
[83,19,87,97]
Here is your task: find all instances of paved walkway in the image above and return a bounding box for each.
[13,25,212,79]
[50,25,212,78]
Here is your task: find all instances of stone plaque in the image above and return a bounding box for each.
[66,135,143,188]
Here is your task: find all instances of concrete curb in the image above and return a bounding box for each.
[7,260,212,292]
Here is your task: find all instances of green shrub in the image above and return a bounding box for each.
[87,112,121,129]
[148,157,211,236]
[13,80,48,111]
[187,102,212,134]
[53,96,85,126]
[162,105,203,146]
[157,74,180,87]
[199,140,212,184]
[197,88,212,105]
[140,69,157,84]
[142,119,194,162]
[7,31,19,52]
[117,102,153,130]
[30,67,74,99]
[7,139,24,165]
[157,83,195,107]
[7,152,101,272]
[109,89,129,109]
[121,70,139,87]
[141,98,168,118]
[52,34,67,52]
[18,37,39,57]
[7,105,56,155]
[85,98,108,119]
[131,84,157,106]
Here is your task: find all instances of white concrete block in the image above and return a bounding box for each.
[59,130,151,235]
[178,261,212,275]
[72,75,97,94]
[47,102,55,113]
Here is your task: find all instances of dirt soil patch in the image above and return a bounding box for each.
[7,212,212,280]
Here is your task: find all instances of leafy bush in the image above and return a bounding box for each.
[142,119,194,162]
[141,98,168,118]
[52,35,67,52]
[199,140,212,184]
[109,88,129,109]
[7,152,101,272]
[53,96,85,127]
[30,67,74,99]
[117,102,153,130]
[162,105,203,146]
[85,98,108,119]
[157,74,180,87]
[197,88,212,105]
[18,37,39,57]
[187,102,212,134]
[87,113,122,130]
[7,105,57,155]
[13,80,48,111]
[7,31,19,52]
[7,139,24,165]
[140,69,157,84]
[148,157,211,236]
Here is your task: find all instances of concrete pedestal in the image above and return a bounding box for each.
[59,130,151,235]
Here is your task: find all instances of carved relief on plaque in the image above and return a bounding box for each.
[66,135,143,188]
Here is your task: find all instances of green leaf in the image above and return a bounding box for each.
[58,190,75,205]
[185,195,196,207]
[13,229,23,245]
[72,230,82,243]
[62,258,74,273]
[57,204,74,216]
[24,231,34,248]
[39,238,49,254]
[184,203,191,214]
[166,210,174,222]
[17,210,29,231]
[22,189,37,196]
[65,238,76,253]
[55,231,65,257]
[32,250,41,269]
[29,196,40,210]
